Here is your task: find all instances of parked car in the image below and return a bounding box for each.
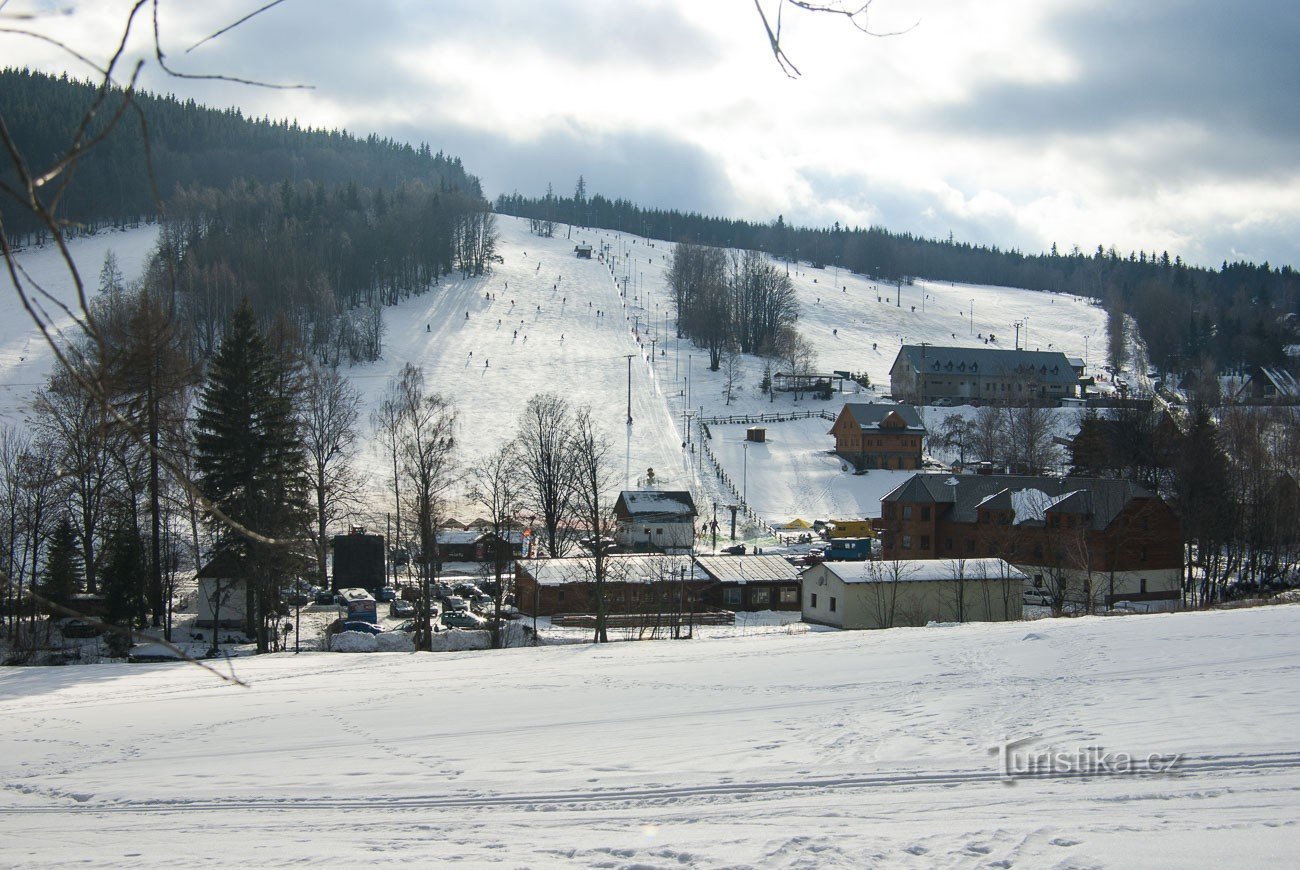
[722,543,746,555]
[329,619,385,635]
[314,589,336,605]
[55,617,102,639]
[280,587,313,606]
[1022,588,1053,607]
[389,599,415,618]
[375,586,398,602]
[441,610,487,629]
[453,583,484,599]
[393,619,420,633]
[443,595,469,612]
[431,582,455,601]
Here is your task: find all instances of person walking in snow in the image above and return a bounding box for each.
[426,324,430,332]
[466,311,469,320]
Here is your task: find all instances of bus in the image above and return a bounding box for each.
[337,588,377,624]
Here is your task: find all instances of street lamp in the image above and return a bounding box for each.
[742,441,749,506]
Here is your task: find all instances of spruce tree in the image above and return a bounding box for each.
[100,522,145,658]
[40,515,83,609]
[195,299,309,651]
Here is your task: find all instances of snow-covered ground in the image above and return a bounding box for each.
[2,604,1298,867]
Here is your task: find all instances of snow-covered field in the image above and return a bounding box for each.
[2,604,1298,867]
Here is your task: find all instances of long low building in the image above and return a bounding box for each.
[694,554,803,611]
[801,558,1025,630]
[515,555,708,616]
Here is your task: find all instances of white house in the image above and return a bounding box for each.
[613,490,698,552]
[801,558,1025,630]
[195,552,249,630]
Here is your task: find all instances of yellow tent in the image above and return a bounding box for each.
[785,517,812,529]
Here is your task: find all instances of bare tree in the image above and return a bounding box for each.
[777,327,817,402]
[514,394,577,559]
[467,443,524,648]
[568,407,620,643]
[722,346,743,405]
[393,364,458,650]
[300,362,364,587]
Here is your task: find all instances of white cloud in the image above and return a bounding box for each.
[3,0,1296,267]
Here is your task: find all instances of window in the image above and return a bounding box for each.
[903,505,913,520]
[723,588,742,606]
[557,589,566,601]
[902,535,912,550]
[752,587,771,606]
[810,593,818,608]
[644,527,652,535]
[1033,574,1044,588]
[655,528,663,536]
[829,596,837,613]
[921,507,931,520]
[780,586,798,604]
[1140,545,1148,562]
[1033,544,1044,559]
[920,535,930,549]
[1139,578,1148,593]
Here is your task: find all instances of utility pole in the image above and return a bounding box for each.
[729,504,739,541]
[712,503,718,551]
[625,354,634,424]
[1014,320,1023,351]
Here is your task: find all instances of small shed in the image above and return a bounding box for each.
[801,558,1025,630]
[575,243,593,259]
[695,554,802,611]
[195,551,249,630]
[746,426,766,443]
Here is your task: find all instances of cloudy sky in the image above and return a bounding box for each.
[8,0,1300,268]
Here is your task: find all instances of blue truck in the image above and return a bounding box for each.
[828,537,873,561]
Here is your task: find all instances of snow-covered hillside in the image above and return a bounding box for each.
[2,604,1297,867]
[0,218,1115,530]
[0,226,158,420]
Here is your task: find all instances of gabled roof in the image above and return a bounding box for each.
[614,490,698,521]
[695,555,801,585]
[1257,367,1300,398]
[892,345,1080,387]
[838,402,927,435]
[520,554,702,586]
[437,529,487,546]
[882,473,1157,531]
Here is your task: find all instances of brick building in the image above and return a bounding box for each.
[829,403,926,470]
[878,473,1182,609]
[694,554,803,611]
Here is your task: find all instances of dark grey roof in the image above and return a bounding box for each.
[881,473,1156,531]
[894,345,1080,387]
[615,490,698,521]
[840,402,927,435]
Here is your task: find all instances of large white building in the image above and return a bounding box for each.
[801,558,1025,630]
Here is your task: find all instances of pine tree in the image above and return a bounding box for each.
[195,299,309,651]
[100,522,145,658]
[40,515,83,609]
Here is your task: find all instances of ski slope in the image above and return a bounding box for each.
[0,226,158,421]
[1,604,1297,867]
[0,217,1114,529]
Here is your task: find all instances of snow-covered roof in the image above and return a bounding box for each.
[521,554,703,586]
[839,402,926,434]
[614,490,697,521]
[695,555,801,585]
[438,529,487,546]
[895,345,1080,386]
[816,558,1026,585]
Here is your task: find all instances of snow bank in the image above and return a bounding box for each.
[329,631,378,653]
[375,631,416,652]
[429,629,490,652]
